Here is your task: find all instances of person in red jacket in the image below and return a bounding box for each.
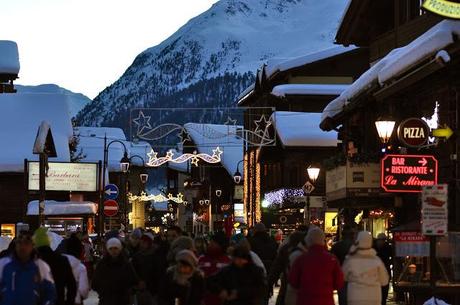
[288,227,344,305]
[198,231,232,305]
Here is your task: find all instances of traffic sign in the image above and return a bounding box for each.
[103,200,119,217]
[381,154,438,193]
[302,181,315,194]
[104,184,119,200]
[422,184,448,236]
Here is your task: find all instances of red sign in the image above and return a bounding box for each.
[381,154,438,193]
[394,232,429,243]
[397,118,430,148]
[103,200,119,217]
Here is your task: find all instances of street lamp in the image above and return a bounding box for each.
[375,117,396,144]
[233,160,244,184]
[129,154,149,184]
[120,152,130,173]
[304,164,321,225]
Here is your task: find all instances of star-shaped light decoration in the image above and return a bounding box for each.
[224,116,237,126]
[191,155,200,166]
[212,146,223,159]
[177,128,191,143]
[147,150,158,164]
[132,111,152,135]
[166,150,174,159]
[254,115,272,135]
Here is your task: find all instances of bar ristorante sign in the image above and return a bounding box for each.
[381,154,438,193]
[28,162,98,192]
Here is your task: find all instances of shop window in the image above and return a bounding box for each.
[1,224,15,238]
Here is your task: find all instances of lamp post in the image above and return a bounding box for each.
[375,117,396,144]
[304,164,321,225]
[128,155,149,229]
[233,160,244,184]
[99,136,130,238]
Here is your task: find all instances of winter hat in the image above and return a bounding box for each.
[254,222,266,232]
[176,249,198,267]
[131,228,142,239]
[171,236,194,252]
[376,233,387,240]
[33,227,51,248]
[106,237,122,250]
[354,231,373,249]
[305,227,325,247]
[141,233,154,245]
[211,231,229,250]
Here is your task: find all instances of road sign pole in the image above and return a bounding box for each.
[304,195,310,225]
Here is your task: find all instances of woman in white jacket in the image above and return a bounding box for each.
[342,231,389,305]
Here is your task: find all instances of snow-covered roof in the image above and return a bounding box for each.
[321,20,460,124]
[27,200,97,216]
[271,84,349,97]
[0,93,73,172]
[272,111,338,147]
[184,123,243,177]
[266,46,357,78]
[0,41,20,75]
[127,141,152,167]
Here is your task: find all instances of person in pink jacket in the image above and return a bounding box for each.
[288,227,344,305]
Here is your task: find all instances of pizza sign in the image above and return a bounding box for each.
[381,154,438,193]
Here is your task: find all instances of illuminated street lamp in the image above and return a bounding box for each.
[307,165,321,183]
[304,164,321,225]
[120,152,130,173]
[375,117,396,144]
[233,160,244,184]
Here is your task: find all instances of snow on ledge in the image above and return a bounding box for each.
[272,111,338,147]
[272,84,349,97]
[321,20,460,124]
[0,41,20,75]
[27,200,97,216]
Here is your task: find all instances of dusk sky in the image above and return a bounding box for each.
[2,0,217,98]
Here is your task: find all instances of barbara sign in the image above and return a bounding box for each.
[423,0,460,19]
[397,118,430,148]
[28,162,98,192]
[381,154,438,193]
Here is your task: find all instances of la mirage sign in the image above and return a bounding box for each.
[381,154,438,193]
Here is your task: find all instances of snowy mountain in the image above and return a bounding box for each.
[16,84,91,118]
[76,0,349,129]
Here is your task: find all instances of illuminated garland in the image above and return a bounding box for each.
[147,147,223,167]
[128,191,186,204]
[264,188,305,206]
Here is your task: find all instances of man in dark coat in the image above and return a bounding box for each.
[330,225,356,305]
[374,233,392,305]
[209,245,267,305]
[92,237,139,305]
[33,227,77,305]
[248,223,278,273]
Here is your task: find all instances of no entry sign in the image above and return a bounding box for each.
[103,200,119,217]
[381,154,438,193]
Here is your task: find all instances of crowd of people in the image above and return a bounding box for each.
[0,223,392,305]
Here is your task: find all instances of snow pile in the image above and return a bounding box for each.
[266,46,357,78]
[321,20,460,123]
[27,200,97,216]
[272,112,338,147]
[0,93,73,172]
[0,41,19,75]
[271,84,349,97]
[184,123,243,176]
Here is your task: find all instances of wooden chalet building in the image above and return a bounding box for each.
[236,46,369,228]
[320,2,460,303]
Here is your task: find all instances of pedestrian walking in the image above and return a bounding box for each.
[63,235,89,305]
[288,227,343,305]
[194,235,208,257]
[92,237,140,305]
[374,233,392,305]
[331,225,356,305]
[209,244,267,305]
[126,228,143,257]
[81,232,95,281]
[342,231,389,305]
[167,236,195,265]
[198,231,231,305]
[284,232,308,305]
[0,231,56,305]
[159,249,205,305]
[229,233,266,275]
[132,233,167,305]
[248,223,278,273]
[34,227,77,305]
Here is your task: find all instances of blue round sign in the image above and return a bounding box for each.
[104,184,119,200]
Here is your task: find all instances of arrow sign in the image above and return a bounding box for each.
[432,124,454,140]
[104,184,119,200]
[418,157,427,166]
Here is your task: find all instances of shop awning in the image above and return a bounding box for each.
[27,200,97,216]
[320,19,460,130]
